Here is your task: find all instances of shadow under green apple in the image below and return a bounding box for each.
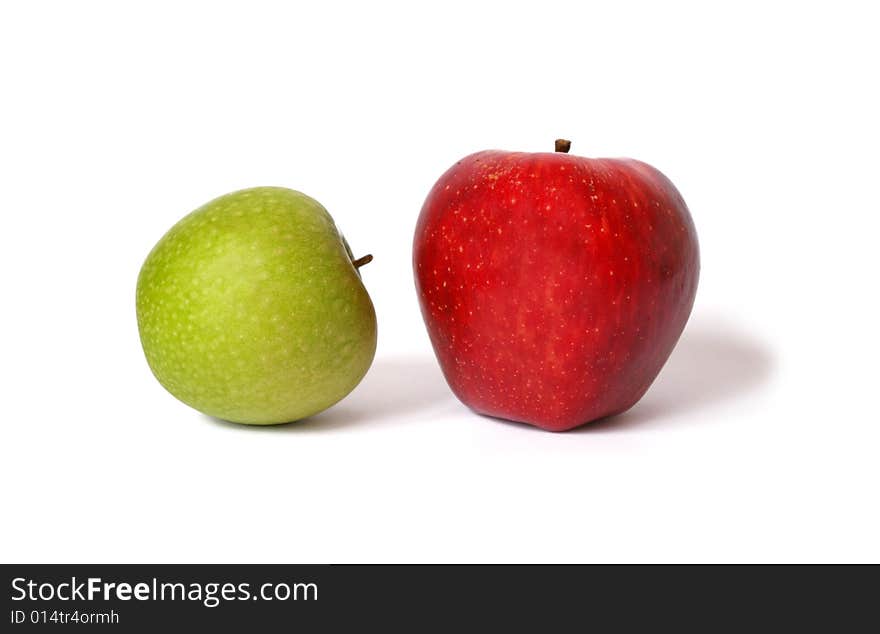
[203,356,457,432]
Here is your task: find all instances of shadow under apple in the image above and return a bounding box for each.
[579,317,775,432]
[204,356,456,432]
[204,316,773,433]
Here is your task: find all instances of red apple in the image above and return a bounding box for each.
[413,140,699,431]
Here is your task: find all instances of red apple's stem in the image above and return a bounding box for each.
[555,139,572,153]
[353,254,373,269]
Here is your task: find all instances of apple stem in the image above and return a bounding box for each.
[555,139,571,153]
[353,254,373,269]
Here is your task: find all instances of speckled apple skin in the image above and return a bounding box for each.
[414,151,699,431]
[137,187,377,424]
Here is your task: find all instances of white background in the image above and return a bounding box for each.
[1,1,878,563]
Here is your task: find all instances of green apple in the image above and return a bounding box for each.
[136,186,377,424]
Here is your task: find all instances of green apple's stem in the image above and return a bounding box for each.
[353,254,373,268]
[555,139,571,153]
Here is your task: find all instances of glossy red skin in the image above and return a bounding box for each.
[413,150,699,431]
